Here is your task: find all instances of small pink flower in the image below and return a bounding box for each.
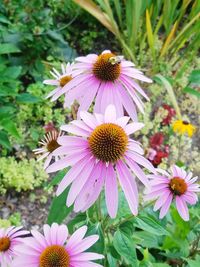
[13,223,104,267]
[0,226,28,267]
[145,165,200,221]
[46,105,155,218]
[50,50,152,120]
[33,130,64,169]
[43,63,75,101]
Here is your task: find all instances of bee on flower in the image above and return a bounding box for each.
[44,50,152,120]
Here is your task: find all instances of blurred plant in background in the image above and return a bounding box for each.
[74,0,200,71]
[0,157,48,193]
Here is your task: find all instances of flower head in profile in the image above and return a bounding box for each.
[13,223,103,267]
[47,105,155,218]
[0,226,28,267]
[172,120,196,137]
[43,63,74,101]
[51,50,152,120]
[33,130,63,169]
[145,165,199,221]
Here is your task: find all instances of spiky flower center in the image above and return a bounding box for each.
[59,75,72,87]
[47,139,60,153]
[39,245,70,267]
[170,177,187,195]
[93,53,121,81]
[0,237,10,252]
[89,123,128,162]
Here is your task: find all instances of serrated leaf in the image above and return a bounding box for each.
[47,188,73,224]
[87,223,104,253]
[135,215,170,236]
[0,43,21,54]
[113,230,138,266]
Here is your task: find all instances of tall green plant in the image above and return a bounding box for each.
[73,0,200,68]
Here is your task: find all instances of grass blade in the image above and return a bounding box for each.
[155,74,182,119]
[73,0,116,34]
[146,9,155,58]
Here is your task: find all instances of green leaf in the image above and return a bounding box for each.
[4,66,22,79]
[107,253,118,267]
[134,231,159,248]
[135,215,170,236]
[0,119,20,139]
[47,188,73,224]
[183,87,200,99]
[0,106,16,115]
[87,223,104,253]
[188,70,200,84]
[46,169,69,190]
[16,93,41,103]
[0,130,11,149]
[152,264,170,267]
[0,15,11,24]
[67,213,87,234]
[113,230,138,266]
[186,259,200,267]
[119,221,134,236]
[0,43,21,54]
[154,74,182,120]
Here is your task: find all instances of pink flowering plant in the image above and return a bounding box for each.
[2,49,200,267]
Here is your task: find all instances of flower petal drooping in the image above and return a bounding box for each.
[46,105,155,218]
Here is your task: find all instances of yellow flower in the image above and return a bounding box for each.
[172,120,196,137]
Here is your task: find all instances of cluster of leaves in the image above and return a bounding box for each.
[0,156,48,193]
[47,170,200,267]
[0,0,78,152]
[0,213,21,228]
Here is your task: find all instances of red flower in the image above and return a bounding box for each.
[150,132,165,150]
[148,132,169,167]
[151,149,169,166]
[162,104,176,125]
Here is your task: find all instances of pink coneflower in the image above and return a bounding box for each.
[51,50,152,120]
[46,105,155,218]
[43,63,75,101]
[0,226,28,267]
[13,223,104,267]
[145,165,200,221]
[33,130,63,169]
